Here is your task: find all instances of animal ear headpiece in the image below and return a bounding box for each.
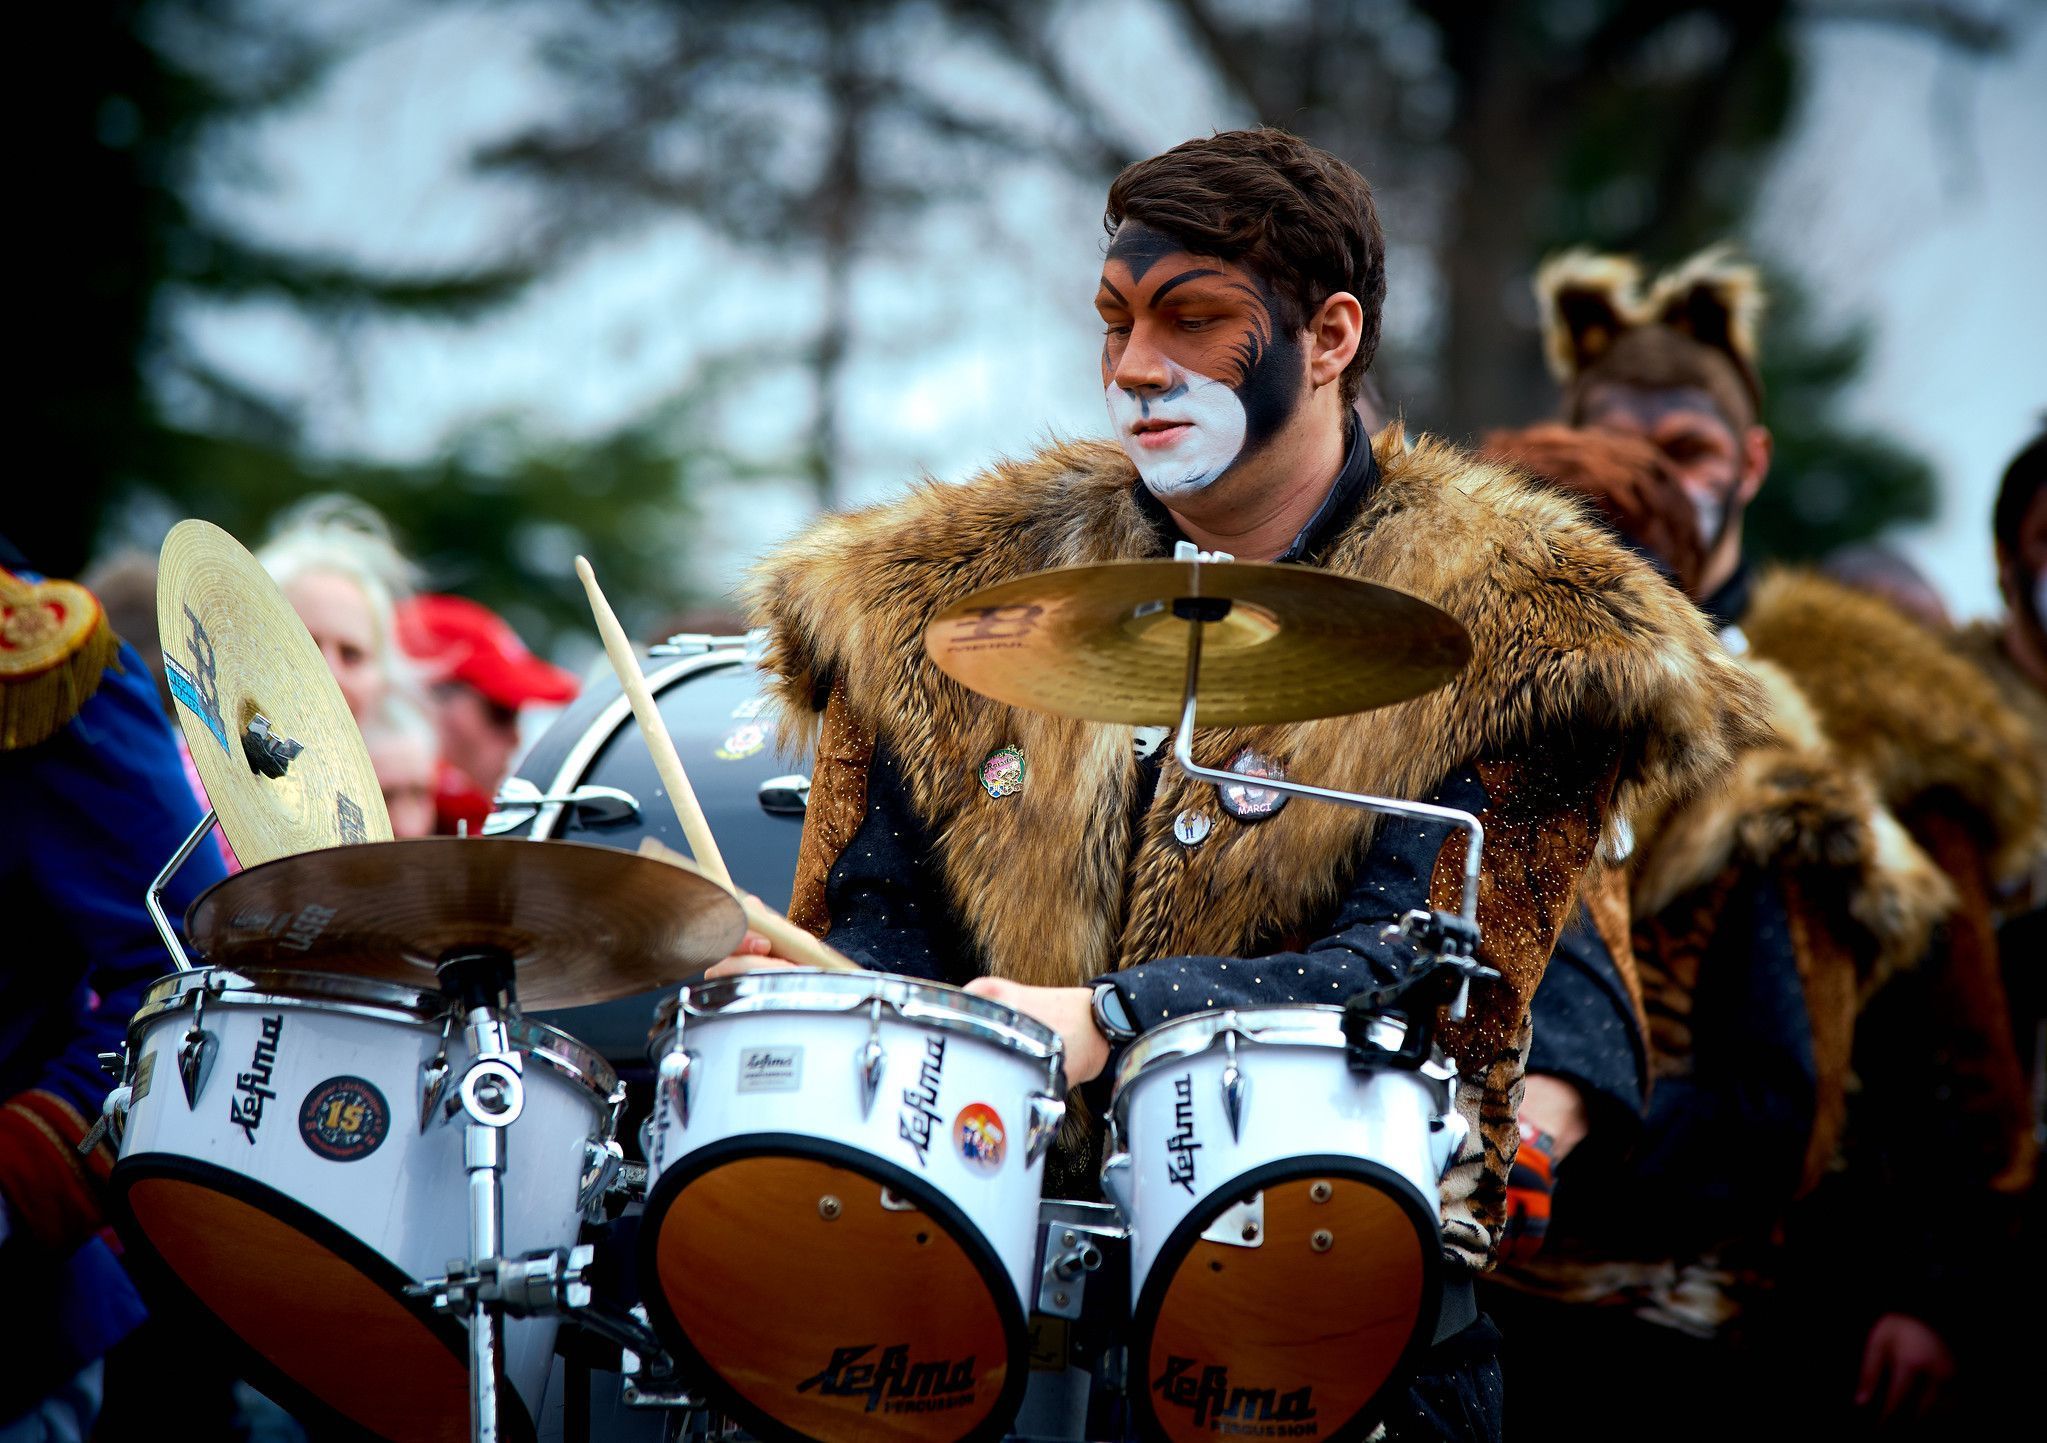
[1536,244,1766,427]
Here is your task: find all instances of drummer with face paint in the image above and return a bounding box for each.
[730,127,1760,1439]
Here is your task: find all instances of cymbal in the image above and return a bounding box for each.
[185,837,748,1009]
[925,558,1470,726]
[156,519,392,865]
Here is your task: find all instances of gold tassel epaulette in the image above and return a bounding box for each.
[1,566,123,750]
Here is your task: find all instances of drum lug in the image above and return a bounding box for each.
[659,1047,696,1128]
[419,1016,454,1133]
[1220,1029,1248,1142]
[177,1028,218,1109]
[1099,1148,1133,1218]
[857,998,887,1118]
[579,1139,626,1220]
[1025,1092,1066,1167]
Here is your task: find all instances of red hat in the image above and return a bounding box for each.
[397,594,578,710]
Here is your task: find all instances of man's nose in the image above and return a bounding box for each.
[1111,326,1172,394]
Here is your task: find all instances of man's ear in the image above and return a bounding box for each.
[1737,424,1772,503]
[1308,291,1363,390]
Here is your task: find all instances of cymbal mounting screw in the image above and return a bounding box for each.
[1309,1181,1333,1204]
[1311,1229,1334,1253]
[818,1195,842,1221]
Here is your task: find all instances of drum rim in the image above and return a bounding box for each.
[130,967,620,1102]
[1127,1152,1443,1443]
[636,1130,1031,1443]
[662,969,1064,1065]
[111,1152,539,1443]
[1111,1003,1408,1101]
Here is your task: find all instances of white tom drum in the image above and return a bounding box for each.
[1100,1006,1463,1443]
[640,970,1067,1443]
[108,968,619,1443]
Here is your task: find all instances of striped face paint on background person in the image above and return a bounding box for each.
[1097,221,1303,497]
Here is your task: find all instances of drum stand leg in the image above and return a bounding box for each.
[1168,587,1494,1013]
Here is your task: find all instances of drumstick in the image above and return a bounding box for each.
[575,556,860,974]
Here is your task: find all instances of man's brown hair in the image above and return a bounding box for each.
[1105,128,1385,406]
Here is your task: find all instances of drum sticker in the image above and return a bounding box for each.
[299,1076,391,1162]
[1152,1357,1317,1435]
[1166,1073,1201,1194]
[953,1103,1006,1173]
[979,745,1026,799]
[228,1014,285,1144]
[795,1344,978,1416]
[737,1046,803,1093]
[1218,746,1289,821]
[898,1036,947,1166]
[130,1049,156,1104]
[730,694,767,720]
[165,605,230,756]
[716,722,768,761]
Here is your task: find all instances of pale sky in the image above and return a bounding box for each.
[172,1,2047,627]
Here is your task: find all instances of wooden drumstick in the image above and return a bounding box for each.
[575,556,860,974]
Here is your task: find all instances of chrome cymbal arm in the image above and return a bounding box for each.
[1169,571,1489,1016]
[146,808,217,974]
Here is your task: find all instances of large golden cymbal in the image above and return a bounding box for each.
[926,558,1470,726]
[157,519,392,864]
[185,838,748,1009]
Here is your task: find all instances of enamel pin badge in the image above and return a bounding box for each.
[980,745,1026,799]
[1218,747,1289,821]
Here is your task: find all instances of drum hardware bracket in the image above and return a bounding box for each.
[420,1013,456,1133]
[619,1304,700,1409]
[857,997,887,1118]
[1199,1192,1267,1250]
[1036,1221,1109,1319]
[579,1139,628,1220]
[658,1048,696,1129]
[76,1083,132,1155]
[757,773,811,816]
[484,777,641,836]
[1025,1092,1066,1166]
[177,982,219,1109]
[1220,1027,1248,1142]
[145,807,219,977]
[408,1243,595,1319]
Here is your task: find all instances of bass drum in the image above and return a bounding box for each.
[486,636,807,1061]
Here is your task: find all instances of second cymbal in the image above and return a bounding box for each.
[925,558,1470,726]
[185,837,748,1009]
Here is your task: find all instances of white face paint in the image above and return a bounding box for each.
[1105,358,1248,496]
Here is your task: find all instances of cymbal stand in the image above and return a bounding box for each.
[1167,567,1493,1019]
[145,808,217,973]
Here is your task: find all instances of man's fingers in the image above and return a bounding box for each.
[1854,1337,1886,1409]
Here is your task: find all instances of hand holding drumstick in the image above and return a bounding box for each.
[574,556,859,975]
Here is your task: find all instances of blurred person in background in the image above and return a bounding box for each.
[1,541,232,1439]
[362,691,439,840]
[1819,541,1952,631]
[1487,246,2039,1438]
[256,495,417,725]
[397,594,577,835]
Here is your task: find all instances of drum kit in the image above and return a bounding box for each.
[90,524,1493,1443]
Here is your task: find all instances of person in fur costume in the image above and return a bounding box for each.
[1483,247,2041,1438]
[717,129,1762,1439]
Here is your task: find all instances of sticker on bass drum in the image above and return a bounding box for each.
[298,1076,391,1162]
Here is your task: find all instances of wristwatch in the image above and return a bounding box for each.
[1089,981,1139,1046]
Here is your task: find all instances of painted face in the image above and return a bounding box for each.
[1584,385,1746,549]
[1097,222,1302,496]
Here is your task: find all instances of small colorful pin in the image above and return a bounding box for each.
[979,745,1027,799]
[1173,807,1212,846]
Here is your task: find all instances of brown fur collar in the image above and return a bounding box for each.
[1629,656,1953,995]
[750,428,1763,1027]
[1742,571,2043,884]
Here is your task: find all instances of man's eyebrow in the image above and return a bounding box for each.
[1149,267,1225,304]
[1096,277,1129,306]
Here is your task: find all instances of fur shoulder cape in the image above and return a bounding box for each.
[1742,570,2042,884]
[749,429,1764,1019]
